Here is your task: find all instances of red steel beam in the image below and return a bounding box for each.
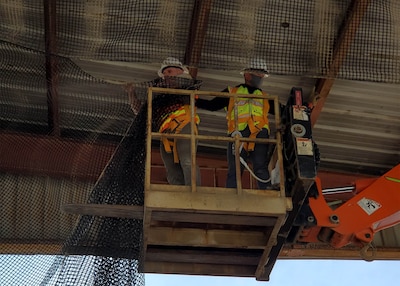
[184,0,213,78]
[0,133,374,187]
[311,0,371,127]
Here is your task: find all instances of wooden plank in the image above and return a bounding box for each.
[142,207,152,270]
[147,227,269,249]
[255,215,287,280]
[150,211,277,226]
[144,261,256,277]
[146,189,290,216]
[61,203,144,219]
[149,184,283,196]
[146,247,261,265]
[256,176,317,280]
[0,243,62,254]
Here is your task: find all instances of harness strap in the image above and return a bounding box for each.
[161,105,198,163]
[226,88,236,133]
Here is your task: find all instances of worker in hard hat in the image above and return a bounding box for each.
[126,57,202,186]
[196,60,277,189]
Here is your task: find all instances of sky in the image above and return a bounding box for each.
[145,259,400,286]
[1,256,399,285]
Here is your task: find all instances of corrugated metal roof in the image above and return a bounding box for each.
[313,79,400,173]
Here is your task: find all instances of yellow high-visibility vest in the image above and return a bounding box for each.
[226,86,270,133]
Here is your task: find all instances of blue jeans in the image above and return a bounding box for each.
[226,127,271,189]
[160,124,201,186]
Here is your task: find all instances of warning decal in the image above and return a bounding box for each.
[293,106,309,121]
[357,197,381,215]
[296,138,313,156]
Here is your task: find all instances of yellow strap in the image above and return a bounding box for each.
[247,131,258,152]
[161,105,198,163]
[161,137,181,164]
[162,136,173,153]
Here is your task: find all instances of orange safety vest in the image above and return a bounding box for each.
[226,86,270,151]
[160,105,199,163]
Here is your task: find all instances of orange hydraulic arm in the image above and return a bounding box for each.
[298,164,400,249]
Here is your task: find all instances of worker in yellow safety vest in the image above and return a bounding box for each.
[196,60,278,189]
[126,57,202,186]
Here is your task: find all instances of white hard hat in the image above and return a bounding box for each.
[240,58,269,78]
[157,57,189,77]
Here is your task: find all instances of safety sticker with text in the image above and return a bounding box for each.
[357,197,381,215]
[296,138,313,156]
[293,106,309,121]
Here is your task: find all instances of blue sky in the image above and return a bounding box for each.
[1,256,399,285]
[146,259,400,286]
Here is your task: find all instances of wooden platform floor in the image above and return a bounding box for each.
[142,184,292,280]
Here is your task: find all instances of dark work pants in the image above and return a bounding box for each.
[226,127,271,189]
[160,124,201,186]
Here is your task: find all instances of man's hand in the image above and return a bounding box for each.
[124,83,142,115]
[124,82,135,93]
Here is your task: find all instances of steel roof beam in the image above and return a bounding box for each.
[184,0,213,79]
[311,0,371,127]
[0,133,374,186]
[44,0,60,136]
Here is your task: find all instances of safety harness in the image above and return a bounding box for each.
[159,105,199,163]
[226,86,270,152]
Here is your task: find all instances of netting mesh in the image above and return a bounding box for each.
[1,108,147,285]
[1,1,399,79]
[1,0,400,285]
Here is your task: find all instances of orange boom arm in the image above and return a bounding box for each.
[298,164,400,248]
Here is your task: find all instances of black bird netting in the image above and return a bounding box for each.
[1,105,148,285]
[1,0,400,285]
